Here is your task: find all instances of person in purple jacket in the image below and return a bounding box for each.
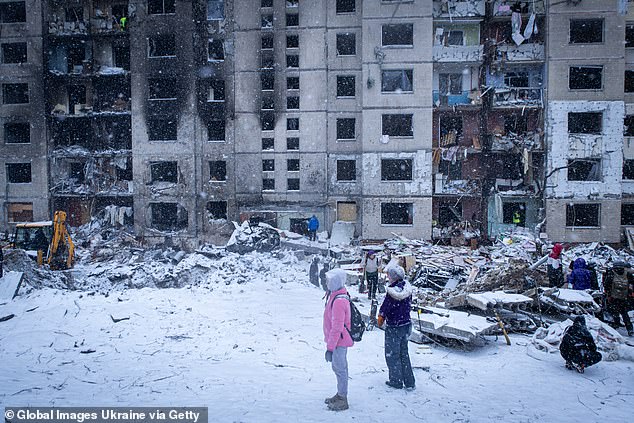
[568,258,592,290]
[378,265,415,390]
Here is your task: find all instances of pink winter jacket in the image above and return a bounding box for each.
[323,288,354,351]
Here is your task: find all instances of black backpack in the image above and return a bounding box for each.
[332,294,365,342]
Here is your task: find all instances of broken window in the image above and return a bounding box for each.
[438,202,462,227]
[207,201,227,219]
[262,138,274,150]
[337,118,355,140]
[151,203,187,231]
[623,159,634,180]
[336,33,356,56]
[148,118,177,141]
[626,116,634,136]
[626,71,634,93]
[287,76,299,90]
[287,159,300,172]
[6,162,31,183]
[287,178,300,190]
[262,159,275,171]
[569,66,602,90]
[439,115,462,144]
[502,203,526,226]
[261,0,273,7]
[148,78,177,100]
[7,202,32,223]
[287,137,299,150]
[261,71,274,90]
[382,24,413,47]
[381,159,413,181]
[438,160,462,180]
[382,114,413,137]
[287,118,299,130]
[151,161,178,183]
[208,80,225,101]
[566,204,600,227]
[208,120,225,141]
[286,54,299,68]
[148,35,176,57]
[209,160,227,181]
[67,85,86,115]
[287,96,299,109]
[570,19,603,44]
[261,34,273,50]
[504,115,527,135]
[148,0,175,15]
[287,34,299,48]
[69,162,85,183]
[286,13,298,27]
[4,122,29,144]
[627,24,634,48]
[381,203,413,225]
[337,75,355,97]
[113,41,130,69]
[621,203,634,225]
[208,39,224,61]
[336,0,355,13]
[1,42,26,63]
[446,30,464,46]
[0,2,25,23]
[262,92,274,109]
[117,157,133,181]
[261,14,273,28]
[287,0,299,7]
[207,0,224,20]
[263,178,275,190]
[382,70,413,93]
[261,52,275,69]
[65,6,83,22]
[568,112,602,134]
[2,83,28,104]
[261,112,275,130]
[337,160,356,181]
[439,74,462,95]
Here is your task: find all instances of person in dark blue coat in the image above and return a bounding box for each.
[560,316,601,373]
[307,215,319,241]
[567,258,591,290]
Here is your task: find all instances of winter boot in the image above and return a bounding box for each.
[324,393,340,404]
[572,362,585,373]
[327,395,348,411]
[565,361,574,370]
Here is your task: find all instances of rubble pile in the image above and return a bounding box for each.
[226,221,281,254]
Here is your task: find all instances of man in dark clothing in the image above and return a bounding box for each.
[568,258,591,290]
[319,262,329,292]
[309,257,320,288]
[586,262,599,291]
[378,265,415,390]
[603,263,633,336]
[560,316,602,373]
[0,246,4,278]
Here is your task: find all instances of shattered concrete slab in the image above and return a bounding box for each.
[465,291,533,311]
[540,288,600,314]
[410,306,499,343]
[0,272,24,302]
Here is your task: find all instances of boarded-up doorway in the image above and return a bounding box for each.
[337,201,357,222]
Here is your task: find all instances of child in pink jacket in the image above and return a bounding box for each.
[323,268,354,411]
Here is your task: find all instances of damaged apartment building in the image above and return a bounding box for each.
[0,0,632,246]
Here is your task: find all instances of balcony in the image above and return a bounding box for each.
[434,175,481,196]
[496,44,544,62]
[433,0,485,18]
[492,87,542,108]
[493,0,544,16]
[433,90,476,107]
[433,45,483,63]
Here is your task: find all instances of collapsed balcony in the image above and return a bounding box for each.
[433,0,485,18]
[50,153,133,196]
[492,0,545,16]
[486,65,543,108]
[489,111,543,152]
[48,3,90,36]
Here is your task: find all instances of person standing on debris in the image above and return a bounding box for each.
[307,215,319,242]
[362,250,380,300]
[323,268,354,411]
[378,265,415,390]
[603,262,633,336]
[309,256,320,288]
[547,243,564,288]
[567,258,591,290]
[560,316,602,373]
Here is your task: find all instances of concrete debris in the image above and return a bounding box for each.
[540,288,601,314]
[411,307,499,343]
[226,221,281,254]
[0,271,24,301]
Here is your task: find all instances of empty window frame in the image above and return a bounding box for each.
[2,83,28,104]
[439,74,462,95]
[261,34,273,49]
[262,14,273,28]
[262,138,274,150]
[7,202,32,223]
[502,203,526,226]
[440,115,463,141]
[287,159,300,172]
[4,122,29,143]
[567,159,601,181]
[286,54,299,68]
[570,19,603,44]
[261,0,273,7]
[261,52,275,69]
[337,118,355,140]
[208,120,225,141]
[287,178,300,190]
[263,178,275,190]
[261,93,274,109]
[626,116,634,136]
[207,201,227,219]
[261,112,275,130]
[209,160,227,181]
[287,76,299,90]
[446,30,464,46]
[150,202,187,230]
[65,6,83,22]
[69,162,85,183]
[208,80,225,102]
[148,117,177,141]
[568,112,602,134]
[287,96,299,109]
[504,114,528,135]
[569,66,602,90]
[382,24,413,47]
[287,34,299,48]
[287,117,299,130]
[336,0,355,14]
[286,13,298,27]
[0,2,26,23]
[337,160,356,181]
[287,137,299,150]
[207,0,224,20]
[381,203,413,225]
[148,78,177,100]
[1,42,26,63]
[566,203,600,227]
[262,159,275,171]
[148,0,175,15]
[381,159,413,181]
[6,162,31,183]
[336,75,355,97]
[627,24,634,48]
[208,39,224,61]
[261,71,275,90]
[623,159,634,180]
[150,161,178,183]
[622,203,634,225]
[382,114,413,137]
[148,35,176,57]
[626,71,634,93]
[381,70,413,93]
[336,33,356,56]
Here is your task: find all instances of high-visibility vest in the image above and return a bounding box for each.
[512,212,521,224]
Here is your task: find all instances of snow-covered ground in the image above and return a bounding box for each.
[1,252,633,422]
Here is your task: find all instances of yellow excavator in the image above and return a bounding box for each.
[12,211,75,270]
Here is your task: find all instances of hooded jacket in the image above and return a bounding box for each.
[568,258,591,290]
[323,269,354,351]
[308,216,319,231]
[547,243,563,270]
[379,278,413,327]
